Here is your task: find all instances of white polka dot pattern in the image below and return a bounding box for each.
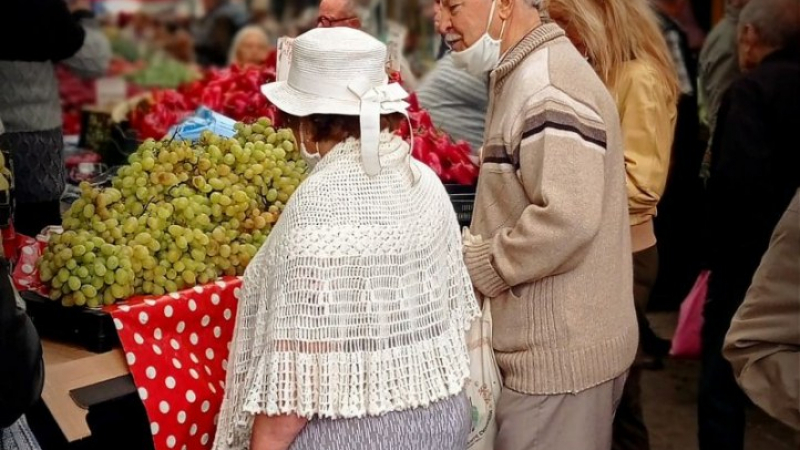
[107,278,242,450]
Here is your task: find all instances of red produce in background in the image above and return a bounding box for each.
[57,63,147,136]
[125,54,477,185]
[128,56,280,140]
[57,66,95,135]
[400,92,479,186]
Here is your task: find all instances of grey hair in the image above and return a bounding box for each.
[739,0,800,48]
[228,25,270,65]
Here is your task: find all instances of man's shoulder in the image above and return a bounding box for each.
[701,19,735,55]
[523,50,612,124]
[747,54,800,85]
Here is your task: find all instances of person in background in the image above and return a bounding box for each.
[724,190,800,432]
[249,0,271,24]
[654,0,697,99]
[164,27,197,65]
[194,0,249,67]
[317,0,419,89]
[0,0,111,237]
[702,0,800,448]
[228,26,272,67]
[650,0,707,327]
[546,0,678,448]
[416,1,488,153]
[670,0,707,53]
[250,0,282,46]
[440,0,637,448]
[698,0,751,180]
[318,0,362,28]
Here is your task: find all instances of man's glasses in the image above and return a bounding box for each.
[317,16,358,28]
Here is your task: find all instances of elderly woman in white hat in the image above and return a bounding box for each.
[213,27,479,450]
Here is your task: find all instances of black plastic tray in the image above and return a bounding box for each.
[444,184,476,228]
[22,291,118,353]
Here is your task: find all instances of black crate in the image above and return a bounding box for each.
[444,184,476,228]
[79,108,114,152]
[21,291,118,353]
[99,121,141,167]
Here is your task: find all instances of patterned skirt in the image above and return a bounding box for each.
[0,417,42,450]
[289,393,471,450]
[0,128,65,204]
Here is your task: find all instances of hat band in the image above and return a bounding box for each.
[288,71,410,177]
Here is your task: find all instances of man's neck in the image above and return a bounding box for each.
[500,8,543,55]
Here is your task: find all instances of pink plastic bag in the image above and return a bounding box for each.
[670,270,710,359]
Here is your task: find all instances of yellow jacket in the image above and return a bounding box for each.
[613,60,677,252]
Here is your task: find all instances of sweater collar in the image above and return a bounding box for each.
[491,23,565,86]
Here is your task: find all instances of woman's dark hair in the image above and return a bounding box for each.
[282,113,406,143]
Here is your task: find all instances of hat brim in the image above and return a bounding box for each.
[261,82,361,117]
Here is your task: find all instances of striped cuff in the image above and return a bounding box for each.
[463,241,511,298]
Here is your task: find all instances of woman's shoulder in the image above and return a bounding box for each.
[615,60,674,106]
[618,60,663,86]
[617,59,667,91]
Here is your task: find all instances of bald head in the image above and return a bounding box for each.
[320,0,355,16]
[318,0,362,28]
[738,0,800,69]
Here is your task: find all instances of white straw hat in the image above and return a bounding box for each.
[261,27,410,176]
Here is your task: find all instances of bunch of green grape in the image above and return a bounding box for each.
[39,118,307,307]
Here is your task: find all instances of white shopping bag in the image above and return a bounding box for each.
[465,297,502,450]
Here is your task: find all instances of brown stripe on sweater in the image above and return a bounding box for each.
[482,143,514,165]
[522,108,607,146]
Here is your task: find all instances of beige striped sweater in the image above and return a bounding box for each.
[464,24,638,395]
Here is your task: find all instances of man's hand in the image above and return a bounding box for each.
[462,227,483,246]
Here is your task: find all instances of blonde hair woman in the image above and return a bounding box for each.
[545,0,679,449]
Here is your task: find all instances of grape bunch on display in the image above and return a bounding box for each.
[38,119,307,307]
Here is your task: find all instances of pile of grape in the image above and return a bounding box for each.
[39,118,307,307]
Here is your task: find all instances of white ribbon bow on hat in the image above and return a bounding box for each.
[348,80,410,177]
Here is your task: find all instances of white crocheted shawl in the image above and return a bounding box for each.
[214,133,479,449]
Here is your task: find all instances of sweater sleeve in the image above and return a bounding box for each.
[723,192,800,431]
[464,94,606,297]
[618,64,676,223]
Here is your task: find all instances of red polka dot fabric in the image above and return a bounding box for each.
[12,235,49,295]
[108,277,242,450]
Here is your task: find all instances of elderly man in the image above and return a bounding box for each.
[417,1,488,152]
[439,0,637,449]
[701,0,800,448]
[317,0,362,28]
[698,0,751,179]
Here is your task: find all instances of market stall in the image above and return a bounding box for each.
[16,22,481,447]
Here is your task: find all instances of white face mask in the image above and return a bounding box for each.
[299,122,321,170]
[451,0,507,77]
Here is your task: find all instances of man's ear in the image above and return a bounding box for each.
[739,23,758,51]
[497,0,515,20]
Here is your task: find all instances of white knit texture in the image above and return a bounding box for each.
[214,133,479,450]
